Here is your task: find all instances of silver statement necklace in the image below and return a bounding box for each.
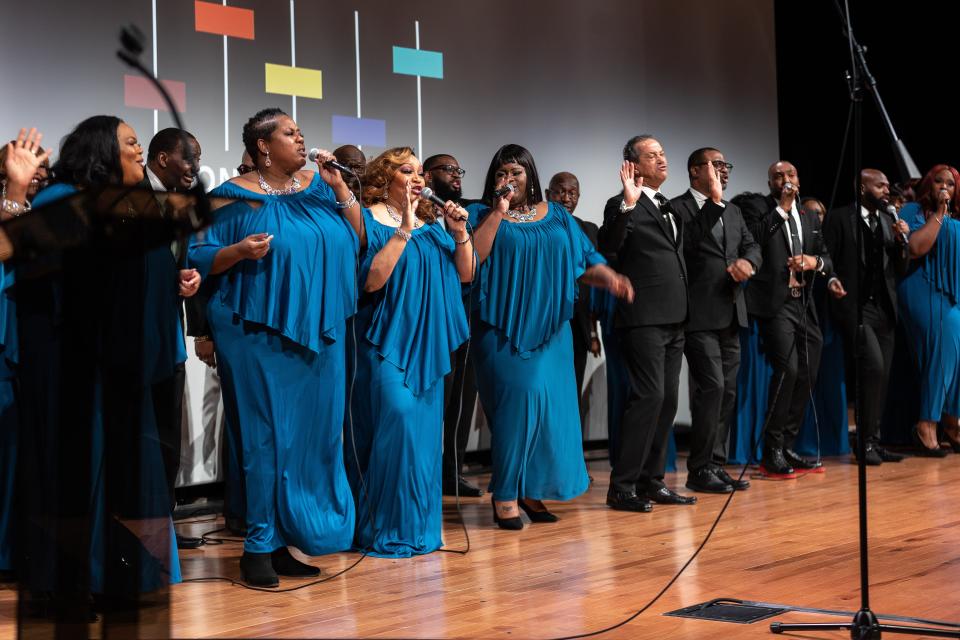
[258,171,301,196]
[385,202,423,228]
[505,203,537,223]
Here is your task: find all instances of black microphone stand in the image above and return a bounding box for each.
[770,1,956,638]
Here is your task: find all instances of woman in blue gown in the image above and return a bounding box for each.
[897,164,960,455]
[188,108,364,587]
[468,144,634,529]
[346,147,472,557]
[18,117,182,612]
[0,129,50,576]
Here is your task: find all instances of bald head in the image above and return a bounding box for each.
[860,168,890,211]
[333,145,366,197]
[547,171,580,213]
[768,161,799,199]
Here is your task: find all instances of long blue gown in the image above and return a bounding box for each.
[189,173,358,556]
[896,202,960,421]
[467,201,602,502]
[0,263,18,572]
[347,213,469,557]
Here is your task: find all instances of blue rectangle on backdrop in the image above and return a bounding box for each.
[331,115,386,148]
[392,46,443,79]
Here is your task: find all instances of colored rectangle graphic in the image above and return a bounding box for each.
[124,75,187,112]
[332,116,386,148]
[264,64,322,99]
[392,47,443,79]
[195,1,254,39]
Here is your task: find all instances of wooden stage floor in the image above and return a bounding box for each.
[3,454,960,639]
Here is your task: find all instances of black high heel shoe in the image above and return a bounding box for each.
[913,426,949,458]
[518,499,559,523]
[940,425,960,453]
[491,496,523,530]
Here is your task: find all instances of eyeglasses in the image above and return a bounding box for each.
[697,160,734,172]
[237,164,256,175]
[426,164,466,177]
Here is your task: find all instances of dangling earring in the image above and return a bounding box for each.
[264,151,271,168]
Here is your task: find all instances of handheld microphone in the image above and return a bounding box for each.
[493,183,515,199]
[883,200,910,244]
[783,182,796,193]
[421,187,468,221]
[308,148,355,175]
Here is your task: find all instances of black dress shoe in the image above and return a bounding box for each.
[519,499,559,523]
[492,496,523,530]
[713,466,750,490]
[784,448,822,470]
[875,446,905,462]
[176,533,203,549]
[761,448,795,476]
[271,547,320,577]
[646,486,697,505]
[444,476,483,497]
[240,551,279,587]
[855,444,883,466]
[606,489,652,512]
[685,467,733,494]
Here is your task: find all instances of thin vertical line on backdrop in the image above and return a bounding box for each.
[290,0,297,122]
[152,0,158,134]
[223,0,229,151]
[415,20,422,157]
[355,10,361,149]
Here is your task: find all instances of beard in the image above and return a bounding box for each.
[434,181,462,202]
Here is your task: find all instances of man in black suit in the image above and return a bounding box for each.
[546,171,601,428]
[600,135,722,512]
[743,161,842,477]
[424,153,484,497]
[823,168,909,465]
[144,128,203,547]
[672,148,761,493]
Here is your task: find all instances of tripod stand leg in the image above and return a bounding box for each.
[770,621,852,634]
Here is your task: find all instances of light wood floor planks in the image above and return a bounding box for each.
[4,454,960,639]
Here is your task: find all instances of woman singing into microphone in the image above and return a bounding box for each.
[468,144,634,530]
[346,147,472,557]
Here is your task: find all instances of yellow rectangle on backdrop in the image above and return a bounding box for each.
[264,63,322,99]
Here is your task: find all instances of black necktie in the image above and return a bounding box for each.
[786,212,802,256]
[867,212,878,232]
[654,193,676,241]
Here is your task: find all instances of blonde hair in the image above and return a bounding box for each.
[362,146,435,223]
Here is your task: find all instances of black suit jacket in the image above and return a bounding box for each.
[599,191,698,328]
[822,203,909,329]
[671,190,762,332]
[741,195,834,319]
[571,215,599,342]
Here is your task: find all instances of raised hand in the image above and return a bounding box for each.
[4,128,51,195]
[779,181,798,211]
[443,200,468,235]
[705,161,723,203]
[620,160,643,207]
[493,177,512,215]
[237,233,273,260]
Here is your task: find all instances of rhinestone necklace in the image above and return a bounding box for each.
[385,202,423,228]
[505,204,537,223]
[258,171,301,196]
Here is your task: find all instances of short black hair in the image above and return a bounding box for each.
[480,144,543,205]
[147,127,197,161]
[687,147,720,172]
[242,107,287,162]
[51,115,124,186]
[623,134,655,162]
[422,153,456,171]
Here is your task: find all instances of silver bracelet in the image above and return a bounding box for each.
[454,233,471,245]
[1,198,29,216]
[394,227,412,242]
[335,192,357,210]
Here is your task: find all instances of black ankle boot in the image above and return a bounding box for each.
[240,551,279,587]
[271,547,320,577]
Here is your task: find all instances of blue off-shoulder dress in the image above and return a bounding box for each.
[188,173,358,556]
[0,262,18,571]
[347,213,469,557]
[897,202,960,421]
[467,201,604,502]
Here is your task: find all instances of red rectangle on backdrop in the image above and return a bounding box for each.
[124,75,187,112]
[194,1,255,39]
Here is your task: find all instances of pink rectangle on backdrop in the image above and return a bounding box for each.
[124,75,187,112]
